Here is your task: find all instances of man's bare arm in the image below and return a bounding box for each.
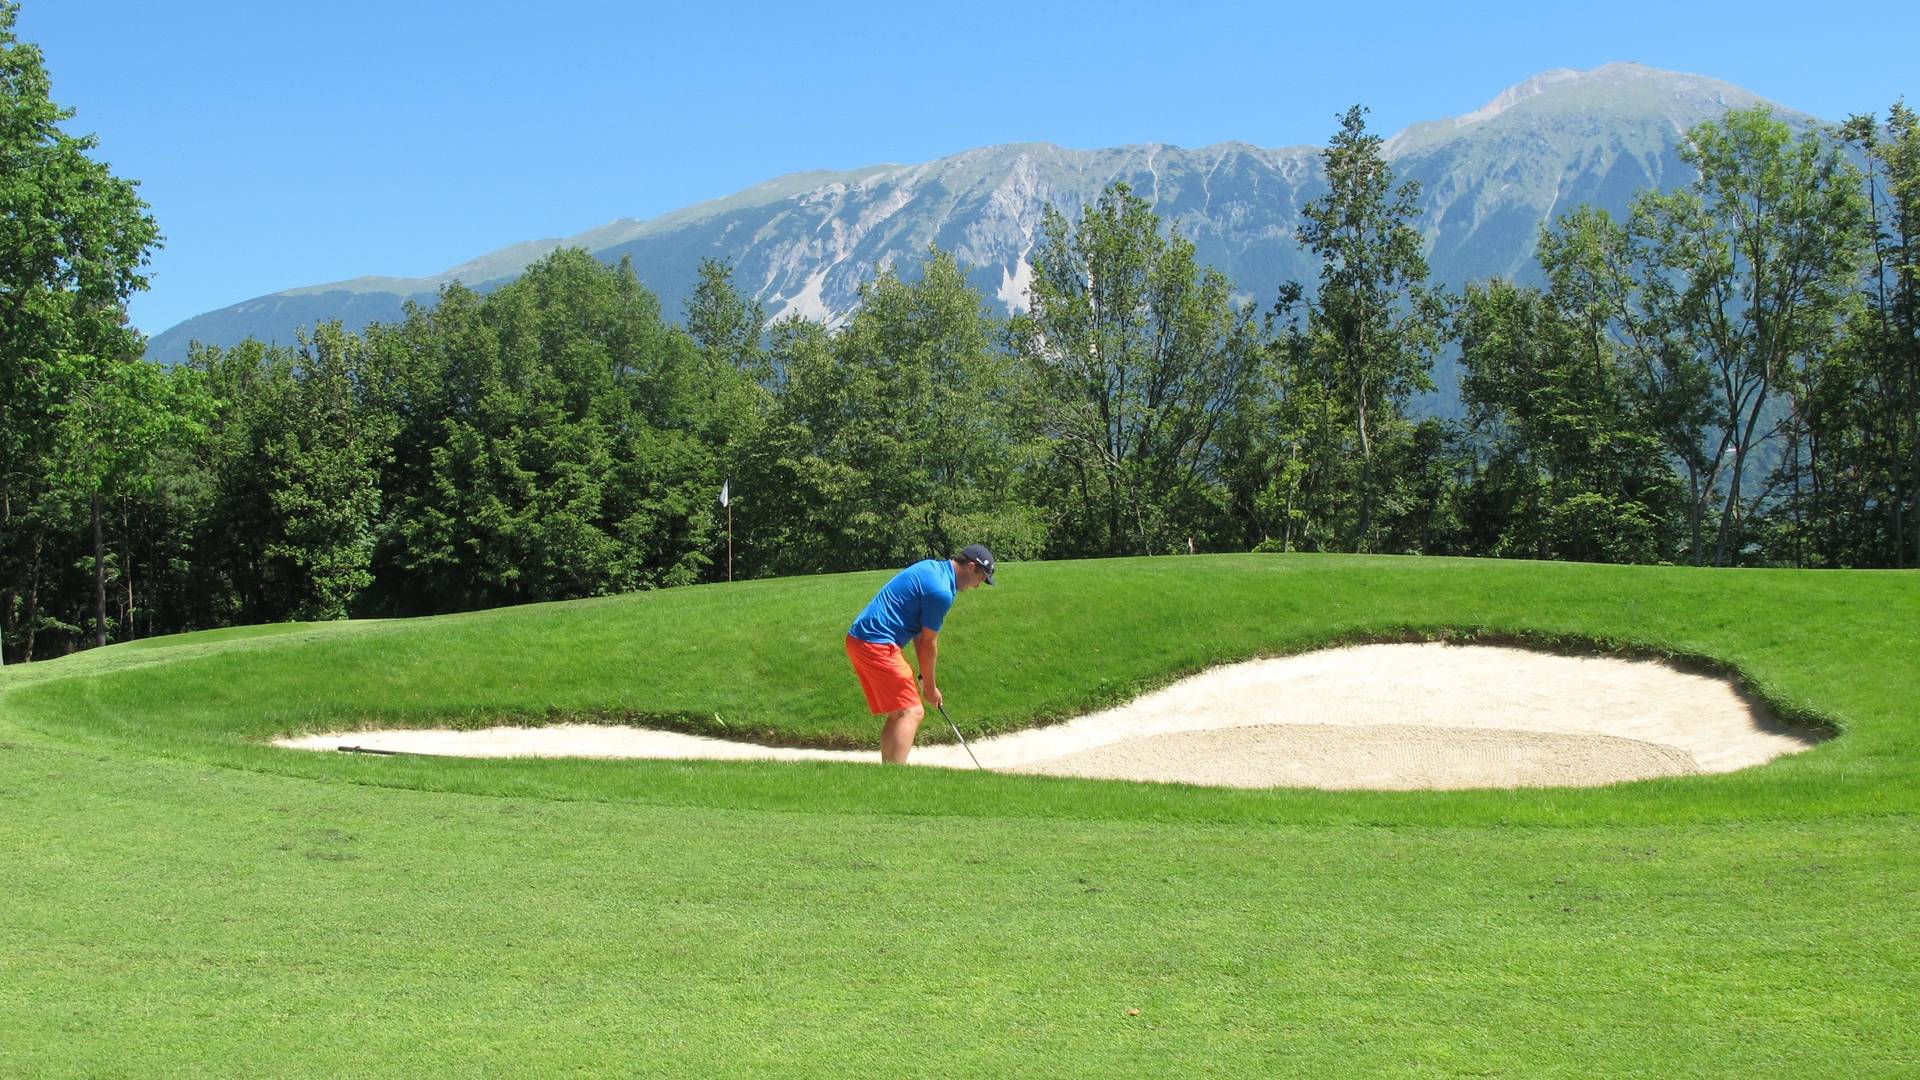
[914,628,941,706]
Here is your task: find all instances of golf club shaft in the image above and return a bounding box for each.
[936,703,983,769]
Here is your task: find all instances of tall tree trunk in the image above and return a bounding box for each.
[1909,356,1919,568]
[1105,464,1122,557]
[24,528,43,663]
[1909,232,1920,570]
[1713,385,1771,567]
[1910,416,1919,569]
[1,480,9,668]
[1683,462,1706,567]
[1904,399,1920,568]
[121,495,134,641]
[1895,445,1907,569]
[1863,133,1897,568]
[93,491,107,648]
[147,490,160,638]
[1354,375,1374,552]
[1809,425,1826,567]
[1788,425,1804,568]
[1282,445,1297,552]
[1071,459,1092,557]
[1713,463,1743,567]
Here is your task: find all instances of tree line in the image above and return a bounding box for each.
[3,7,1915,661]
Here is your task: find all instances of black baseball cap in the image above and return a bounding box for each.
[958,544,996,585]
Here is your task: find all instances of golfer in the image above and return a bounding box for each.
[846,545,996,763]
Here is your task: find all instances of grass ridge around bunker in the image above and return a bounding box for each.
[3,554,1912,828]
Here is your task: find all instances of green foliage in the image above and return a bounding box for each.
[186,336,375,624]
[165,252,737,625]
[685,256,770,385]
[262,325,391,620]
[1012,183,1262,557]
[5,43,1915,660]
[0,3,168,659]
[0,3,159,417]
[1448,111,1876,569]
[1270,106,1451,552]
[376,251,724,609]
[1629,107,1869,565]
[1801,104,1920,568]
[1456,265,1683,564]
[741,250,1033,575]
[1370,416,1474,555]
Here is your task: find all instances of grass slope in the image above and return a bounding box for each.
[2,554,1916,1076]
[7,554,1915,826]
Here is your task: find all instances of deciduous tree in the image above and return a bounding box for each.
[1288,106,1449,550]
[1012,183,1261,556]
[0,2,164,657]
[1628,107,1868,565]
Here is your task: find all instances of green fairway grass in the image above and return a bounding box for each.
[2,554,1916,1076]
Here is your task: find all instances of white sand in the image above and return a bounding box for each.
[272,643,1818,790]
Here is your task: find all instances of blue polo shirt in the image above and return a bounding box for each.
[849,559,955,647]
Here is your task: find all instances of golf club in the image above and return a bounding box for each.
[936,703,984,769]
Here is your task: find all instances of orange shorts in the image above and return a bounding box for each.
[846,635,920,715]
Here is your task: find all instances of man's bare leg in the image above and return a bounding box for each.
[880,704,925,763]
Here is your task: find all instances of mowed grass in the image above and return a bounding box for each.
[10,553,1917,826]
[2,554,1916,1076]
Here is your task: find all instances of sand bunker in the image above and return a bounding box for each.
[273,643,1819,790]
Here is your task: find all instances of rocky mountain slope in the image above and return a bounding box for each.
[147,63,1810,367]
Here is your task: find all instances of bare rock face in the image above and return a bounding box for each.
[149,62,1819,403]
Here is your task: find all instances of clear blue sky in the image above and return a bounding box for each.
[16,0,1917,336]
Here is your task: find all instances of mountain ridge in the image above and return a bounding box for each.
[147,63,1819,365]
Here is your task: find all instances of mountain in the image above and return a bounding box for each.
[146,63,1813,371]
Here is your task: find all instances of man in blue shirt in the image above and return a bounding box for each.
[846,544,996,763]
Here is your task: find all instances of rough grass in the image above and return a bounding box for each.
[2,554,1916,1076]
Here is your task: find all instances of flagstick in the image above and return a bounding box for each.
[720,478,734,583]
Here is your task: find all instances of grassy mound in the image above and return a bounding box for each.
[5,553,1913,825]
[2,554,1915,1075]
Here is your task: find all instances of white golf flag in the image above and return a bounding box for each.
[719,480,730,508]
